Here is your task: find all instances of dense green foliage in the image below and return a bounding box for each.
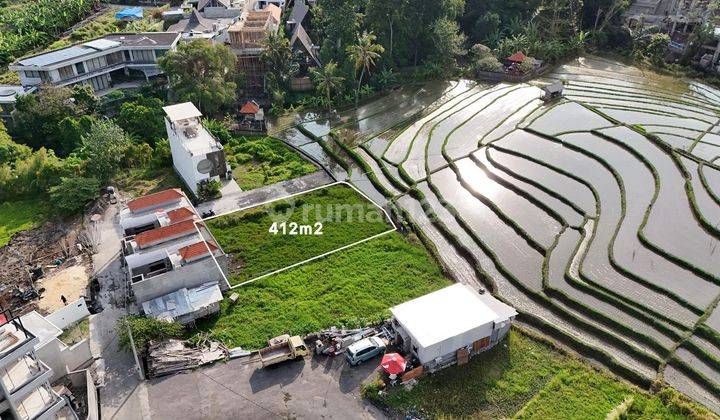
[195,233,451,348]
[117,316,184,352]
[0,199,50,246]
[0,0,96,68]
[206,185,390,283]
[48,176,100,214]
[115,97,166,145]
[11,85,96,155]
[224,135,316,190]
[159,40,238,115]
[78,119,131,183]
[373,330,717,419]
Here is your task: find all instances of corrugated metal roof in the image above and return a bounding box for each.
[142,282,223,321]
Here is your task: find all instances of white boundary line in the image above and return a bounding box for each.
[199,181,397,289]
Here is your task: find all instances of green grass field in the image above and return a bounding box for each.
[371,330,716,419]
[0,199,50,247]
[225,136,317,190]
[207,184,392,284]
[195,233,451,349]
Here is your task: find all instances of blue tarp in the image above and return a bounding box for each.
[115,7,143,21]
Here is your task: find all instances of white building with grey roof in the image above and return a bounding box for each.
[9,33,181,94]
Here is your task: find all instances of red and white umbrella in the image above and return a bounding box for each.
[381,353,406,375]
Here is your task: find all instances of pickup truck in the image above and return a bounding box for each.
[259,335,309,367]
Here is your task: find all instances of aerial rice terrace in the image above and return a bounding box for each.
[273,56,720,412]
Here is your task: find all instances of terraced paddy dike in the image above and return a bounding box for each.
[271,55,720,412]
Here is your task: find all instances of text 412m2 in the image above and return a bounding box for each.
[268,221,324,236]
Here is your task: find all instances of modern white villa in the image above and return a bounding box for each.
[163,102,231,197]
[9,33,181,94]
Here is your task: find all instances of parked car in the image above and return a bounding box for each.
[346,336,386,366]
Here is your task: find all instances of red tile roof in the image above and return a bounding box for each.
[167,207,196,224]
[239,101,260,114]
[128,189,184,213]
[179,241,218,262]
[506,52,527,63]
[135,219,197,248]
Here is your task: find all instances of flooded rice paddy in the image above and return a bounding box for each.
[270,56,720,412]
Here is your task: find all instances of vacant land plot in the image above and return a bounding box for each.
[0,199,50,246]
[195,233,450,349]
[225,136,317,190]
[206,184,393,284]
[373,330,715,419]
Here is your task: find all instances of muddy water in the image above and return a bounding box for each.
[599,126,720,278]
[454,157,562,247]
[692,141,720,162]
[680,156,720,233]
[424,84,517,173]
[529,101,613,134]
[665,364,720,414]
[431,167,545,292]
[560,130,718,310]
[480,99,544,145]
[397,86,489,180]
[548,227,678,349]
[356,148,400,196]
[383,81,474,164]
[363,136,389,158]
[594,107,712,132]
[702,164,720,200]
[443,86,541,161]
[487,139,597,216]
[642,125,702,139]
[494,131,700,326]
[564,93,717,121]
[473,148,584,228]
[298,141,348,180]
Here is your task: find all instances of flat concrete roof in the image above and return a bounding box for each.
[163,102,203,122]
[19,311,62,349]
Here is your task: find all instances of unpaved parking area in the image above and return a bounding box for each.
[147,354,385,419]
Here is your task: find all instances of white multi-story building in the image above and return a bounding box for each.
[9,33,181,94]
[120,189,228,321]
[0,308,76,420]
[163,103,230,197]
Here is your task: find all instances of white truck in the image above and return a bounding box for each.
[259,335,309,367]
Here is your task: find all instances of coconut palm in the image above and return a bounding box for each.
[310,61,345,110]
[346,31,384,106]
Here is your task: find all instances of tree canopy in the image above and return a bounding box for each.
[159,40,238,115]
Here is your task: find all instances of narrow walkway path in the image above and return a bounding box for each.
[196,171,335,216]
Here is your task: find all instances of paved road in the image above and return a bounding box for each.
[146,354,386,419]
[196,171,335,217]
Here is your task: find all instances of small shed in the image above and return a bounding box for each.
[115,7,144,21]
[142,282,223,325]
[542,81,564,102]
[390,284,517,371]
[239,100,264,121]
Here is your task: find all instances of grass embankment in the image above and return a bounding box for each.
[371,330,716,419]
[0,199,50,247]
[225,136,316,190]
[114,167,183,198]
[207,184,391,284]
[195,233,451,349]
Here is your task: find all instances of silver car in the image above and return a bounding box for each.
[346,336,386,366]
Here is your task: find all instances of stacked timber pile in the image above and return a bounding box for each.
[308,323,395,356]
[147,338,228,377]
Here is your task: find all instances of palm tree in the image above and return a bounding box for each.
[346,31,384,106]
[310,61,345,110]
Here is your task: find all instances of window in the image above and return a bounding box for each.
[23,70,41,79]
[84,56,107,72]
[155,49,168,58]
[58,65,74,80]
[124,50,131,62]
[131,50,155,63]
[39,71,51,82]
[75,62,86,75]
[106,51,124,65]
